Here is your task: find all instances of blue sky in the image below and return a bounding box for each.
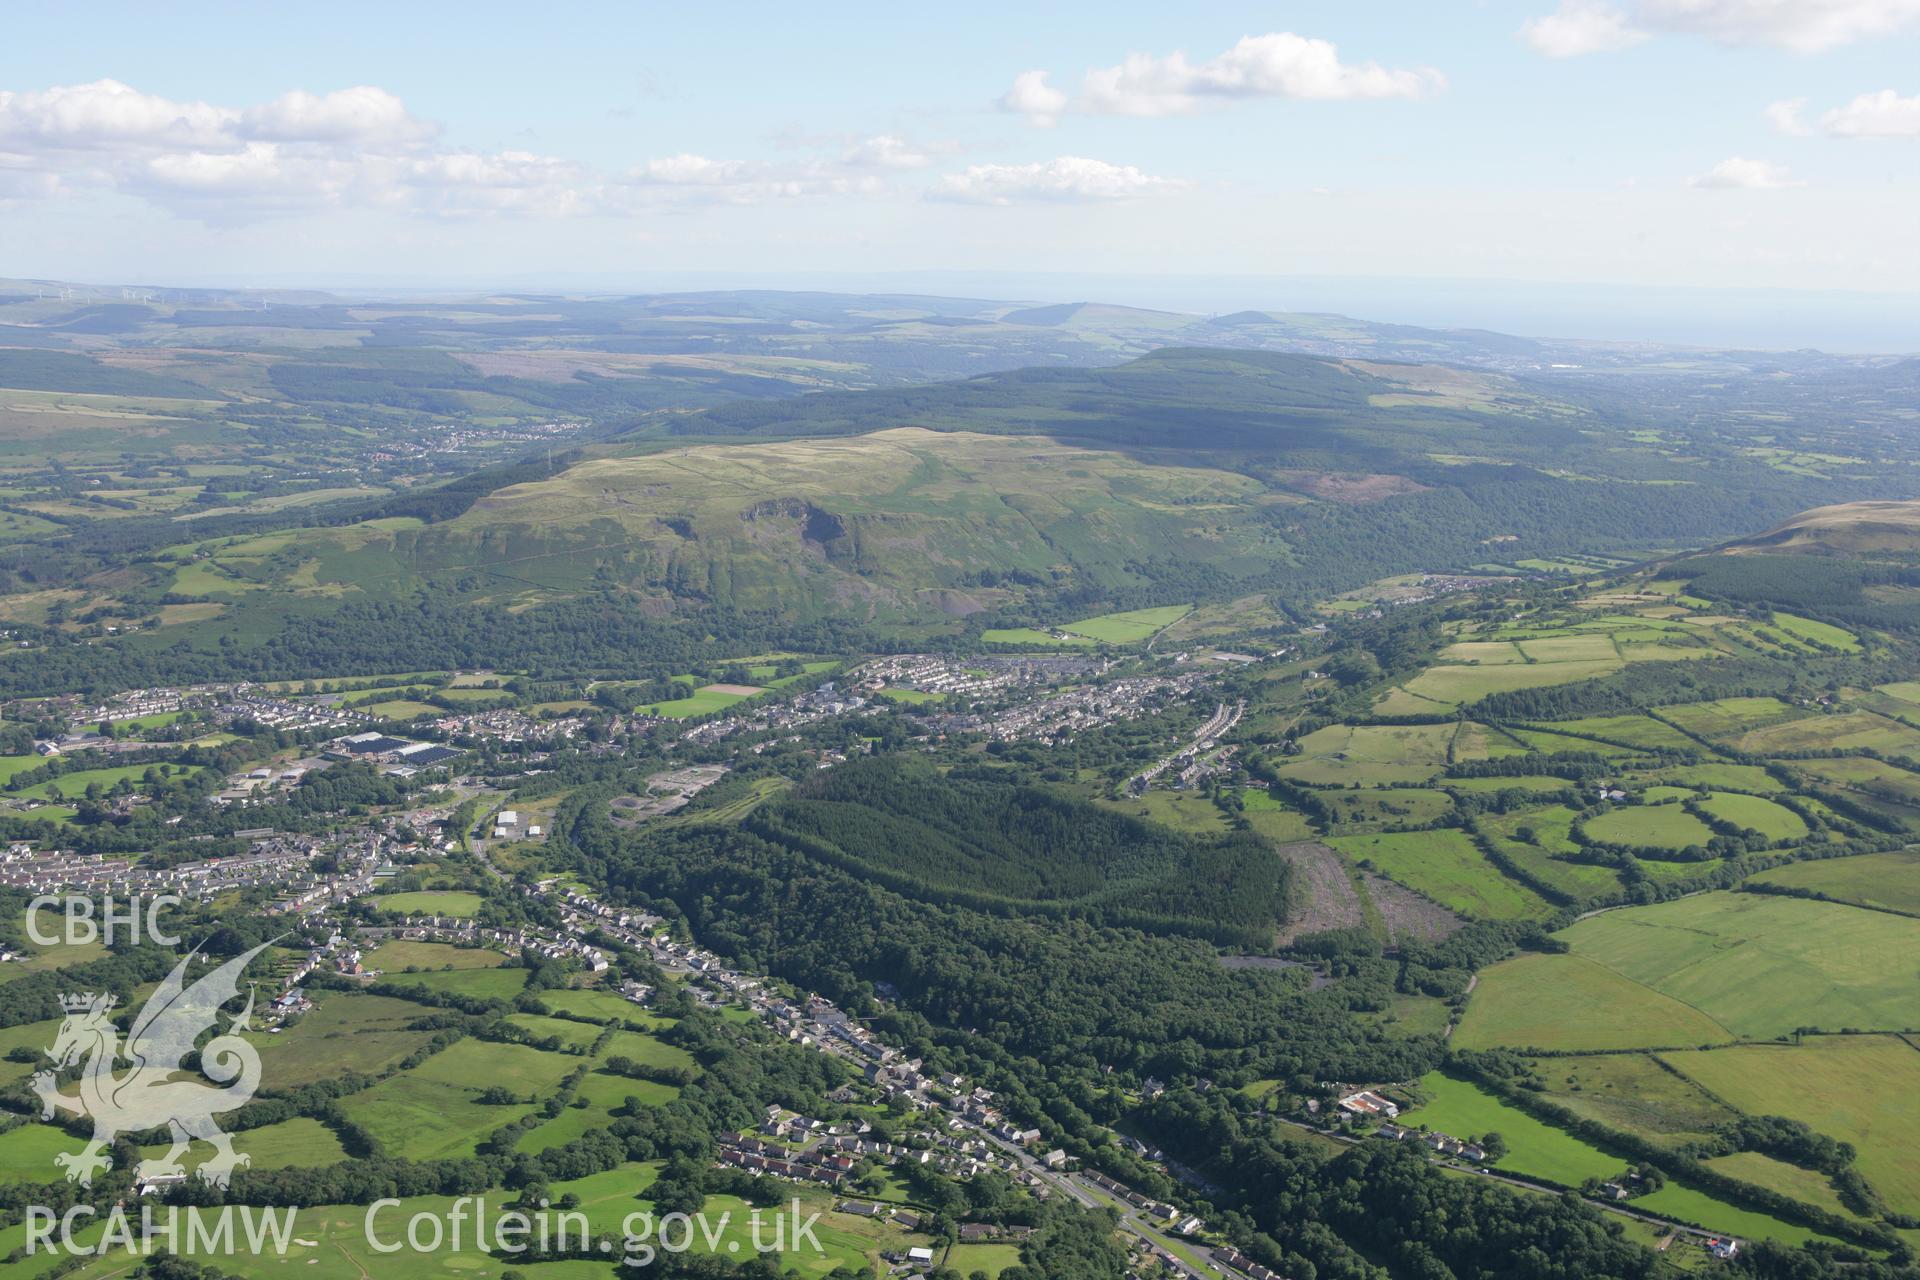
[3,0,1918,304]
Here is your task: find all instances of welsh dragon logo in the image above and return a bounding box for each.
[33,941,273,1188]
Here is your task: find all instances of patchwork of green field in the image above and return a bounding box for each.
[342,1038,582,1160]
[636,683,765,717]
[365,939,506,971]
[1732,711,1920,758]
[1274,722,1454,786]
[249,992,441,1087]
[1528,1052,1738,1147]
[1060,604,1191,642]
[372,889,485,917]
[1698,792,1807,841]
[1455,951,1735,1051]
[1582,804,1715,850]
[1556,893,1920,1039]
[1327,830,1551,919]
[1747,850,1920,915]
[1658,696,1808,741]
[1662,1035,1920,1217]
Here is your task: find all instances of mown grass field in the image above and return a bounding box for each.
[373,889,485,917]
[637,684,763,717]
[1455,952,1734,1051]
[1698,792,1806,841]
[1659,696,1807,741]
[1060,604,1191,642]
[1328,830,1550,919]
[1557,893,1920,1039]
[365,939,505,971]
[1583,804,1714,850]
[380,966,529,1001]
[1662,1036,1920,1217]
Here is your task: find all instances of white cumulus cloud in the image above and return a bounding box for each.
[1518,2,1651,57]
[930,155,1184,204]
[1764,98,1813,135]
[1822,88,1920,137]
[1689,155,1803,188]
[1002,34,1441,125]
[1000,70,1068,127]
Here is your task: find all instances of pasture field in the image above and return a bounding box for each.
[509,1011,603,1051]
[1658,697,1807,741]
[366,698,440,719]
[1239,790,1317,842]
[980,627,1097,648]
[1583,804,1715,850]
[1731,711,1920,758]
[1494,838,1627,900]
[1371,685,1460,715]
[1705,1153,1869,1223]
[516,1071,678,1152]
[947,1244,1025,1278]
[1311,788,1453,830]
[1098,787,1231,834]
[136,1116,348,1175]
[1662,1036,1920,1217]
[1444,774,1575,794]
[1327,830,1550,919]
[0,754,44,785]
[380,965,529,1001]
[1652,762,1784,793]
[637,684,764,717]
[1508,728,1639,758]
[1517,633,1621,663]
[1398,1077,1828,1244]
[343,1039,581,1159]
[1450,721,1533,759]
[1533,714,1698,751]
[10,761,200,799]
[1698,792,1806,841]
[1790,756,1920,806]
[1437,639,1527,665]
[365,939,505,971]
[0,1122,84,1183]
[1399,1072,1622,1186]
[249,992,440,1087]
[1527,1052,1737,1147]
[1398,659,1622,706]
[1558,893,1920,1039]
[600,1028,698,1073]
[1747,849,1920,915]
[1769,612,1860,652]
[538,985,674,1026]
[1454,952,1735,1051]
[1275,722,1452,786]
[1060,604,1191,642]
[373,889,484,917]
